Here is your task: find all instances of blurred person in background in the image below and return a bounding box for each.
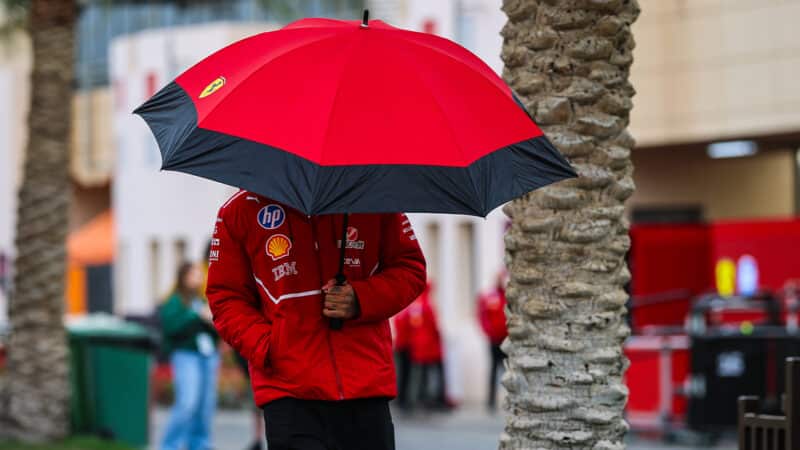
[203,240,264,450]
[392,305,412,412]
[408,283,448,411]
[159,262,220,450]
[206,193,426,450]
[477,271,508,411]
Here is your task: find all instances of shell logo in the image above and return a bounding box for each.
[266,234,292,261]
[199,76,226,99]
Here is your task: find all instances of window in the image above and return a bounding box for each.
[632,206,704,224]
[115,241,128,313]
[174,238,187,269]
[149,239,161,302]
[455,221,477,319]
[424,222,440,286]
[795,148,800,215]
[76,0,365,89]
[454,0,476,50]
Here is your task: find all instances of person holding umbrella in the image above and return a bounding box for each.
[206,193,425,449]
[135,11,576,450]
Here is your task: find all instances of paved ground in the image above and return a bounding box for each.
[152,407,736,450]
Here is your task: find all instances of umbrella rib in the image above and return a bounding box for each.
[316,31,365,166]
[310,30,367,212]
[382,28,516,107]
[389,41,485,214]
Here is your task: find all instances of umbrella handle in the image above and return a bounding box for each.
[329,214,350,330]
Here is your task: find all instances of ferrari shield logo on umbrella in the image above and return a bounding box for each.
[198,76,226,98]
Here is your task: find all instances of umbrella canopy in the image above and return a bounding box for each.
[135,14,575,217]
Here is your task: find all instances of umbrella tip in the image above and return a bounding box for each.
[361,9,369,28]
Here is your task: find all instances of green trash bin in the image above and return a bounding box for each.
[68,314,156,448]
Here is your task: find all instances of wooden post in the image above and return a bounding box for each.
[787,358,799,450]
[739,396,760,450]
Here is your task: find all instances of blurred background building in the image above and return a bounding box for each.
[629,0,800,221]
[1,0,800,409]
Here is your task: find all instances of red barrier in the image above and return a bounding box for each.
[630,224,712,330]
[625,334,690,433]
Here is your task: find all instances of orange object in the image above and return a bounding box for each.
[65,210,114,314]
[65,263,87,315]
[67,210,114,265]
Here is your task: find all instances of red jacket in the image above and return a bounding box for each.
[408,286,442,364]
[206,192,426,405]
[478,287,507,345]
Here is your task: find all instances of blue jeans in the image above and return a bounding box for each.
[161,350,220,450]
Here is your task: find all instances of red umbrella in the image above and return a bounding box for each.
[136,11,575,329]
[135,12,575,217]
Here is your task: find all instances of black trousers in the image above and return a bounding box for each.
[488,343,506,409]
[416,361,446,407]
[262,397,395,450]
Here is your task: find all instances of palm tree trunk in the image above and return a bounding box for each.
[500,1,639,449]
[1,0,76,441]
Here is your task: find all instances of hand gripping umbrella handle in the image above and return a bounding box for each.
[329,213,349,330]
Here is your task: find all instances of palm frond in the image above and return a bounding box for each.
[0,0,28,39]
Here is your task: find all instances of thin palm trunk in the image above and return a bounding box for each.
[1,0,76,441]
[500,0,639,449]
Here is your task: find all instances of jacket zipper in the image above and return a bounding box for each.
[327,329,345,400]
[310,215,345,400]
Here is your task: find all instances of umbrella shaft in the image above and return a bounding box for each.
[330,213,349,330]
[336,213,349,285]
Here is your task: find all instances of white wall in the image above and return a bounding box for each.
[0,31,30,326]
[0,69,13,325]
[0,70,13,252]
[631,0,800,145]
[110,22,276,315]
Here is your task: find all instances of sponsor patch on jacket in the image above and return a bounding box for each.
[401,215,417,240]
[344,257,361,267]
[266,234,292,260]
[272,261,298,281]
[257,204,286,230]
[209,224,221,262]
[337,226,365,250]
